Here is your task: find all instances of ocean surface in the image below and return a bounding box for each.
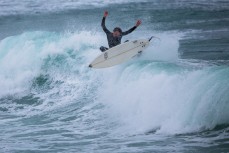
[0,0,229,152]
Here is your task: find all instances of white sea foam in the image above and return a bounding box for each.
[99,62,229,134]
[0,30,228,135]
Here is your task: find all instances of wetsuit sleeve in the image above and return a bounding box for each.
[101,17,111,34]
[122,26,137,36]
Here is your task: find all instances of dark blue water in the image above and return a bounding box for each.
[0,0,229,152]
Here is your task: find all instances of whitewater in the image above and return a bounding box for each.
[0,0,229,152]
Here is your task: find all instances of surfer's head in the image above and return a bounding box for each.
[113,27,122,37]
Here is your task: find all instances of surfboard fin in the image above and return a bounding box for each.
[149,36,161,41]
[149,36,154,41]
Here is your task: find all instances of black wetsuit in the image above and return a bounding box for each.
[100,17,137,51]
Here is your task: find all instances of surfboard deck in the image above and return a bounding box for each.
[89,38,152,69]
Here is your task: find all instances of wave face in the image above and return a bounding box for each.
[0,0,229,153]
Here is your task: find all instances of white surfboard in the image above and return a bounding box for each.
[89,37,153,69]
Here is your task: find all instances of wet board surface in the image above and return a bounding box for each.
[89,39,150,68]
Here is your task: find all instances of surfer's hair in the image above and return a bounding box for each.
[113,27,122,33]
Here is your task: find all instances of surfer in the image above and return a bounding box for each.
[100,11,141,52]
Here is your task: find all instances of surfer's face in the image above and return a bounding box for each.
[113,31,121,37]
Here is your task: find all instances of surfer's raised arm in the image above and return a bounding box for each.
[101,11,111,34]
[122,20,142,36]
[100,11,142,52]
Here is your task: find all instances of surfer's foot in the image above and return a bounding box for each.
[100,46,108,52]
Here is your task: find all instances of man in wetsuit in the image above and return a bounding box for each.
[100,11,142,52]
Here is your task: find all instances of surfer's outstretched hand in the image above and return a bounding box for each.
[104,11,108,17]
[136,20,142,27]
